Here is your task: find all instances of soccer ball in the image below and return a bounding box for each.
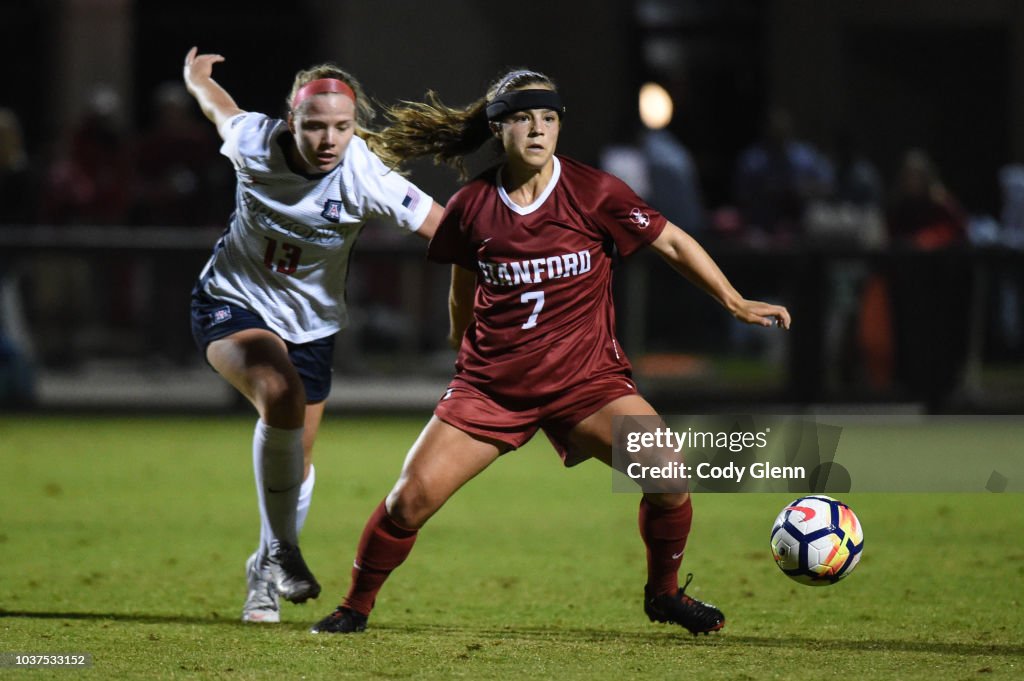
[770,495,864,586]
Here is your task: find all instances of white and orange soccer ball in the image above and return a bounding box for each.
[770,495,864,586]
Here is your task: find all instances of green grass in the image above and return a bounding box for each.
[0,414,1021,680]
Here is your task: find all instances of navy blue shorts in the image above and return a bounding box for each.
[190,291,335,403]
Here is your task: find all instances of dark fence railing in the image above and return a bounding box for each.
[2,225,1022,413]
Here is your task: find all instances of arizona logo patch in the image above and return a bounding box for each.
[321,199,343,222]
[212,307,232,325]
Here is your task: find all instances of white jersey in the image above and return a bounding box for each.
[197,112,433,343]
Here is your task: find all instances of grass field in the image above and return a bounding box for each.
[1,414,1021,680]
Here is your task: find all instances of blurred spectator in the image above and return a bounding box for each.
[0,108,34,224]
[641,128,705,234]
[802,130,887,391]
[833,129,884,207]
[885,148,971,409]
[998,163,1024,248]
[991,164,1024,358]
[600,83,716,356]
[600,131,649,196]
[39,84,134,225]
[805,129,885,247]
[0,108,36,403]
[33,85,136,365]
[600,83,705,234]
[887,148,967,249]
[722,108,828,362]
[134,82,232,363]
[733,108,833,242]
[133,82,231,226]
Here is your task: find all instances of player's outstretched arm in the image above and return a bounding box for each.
[413,202,444,241]
[447,265,476,350]
[649,222,791,329]
[183,46,245,139]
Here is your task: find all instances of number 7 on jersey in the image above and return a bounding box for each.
[520,291,545,329]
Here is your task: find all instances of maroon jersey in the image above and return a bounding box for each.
[428,155,667,402]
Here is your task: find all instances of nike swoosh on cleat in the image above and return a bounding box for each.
[266,484,301,494]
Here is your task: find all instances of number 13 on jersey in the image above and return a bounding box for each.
[520,291,545,329]
[263,237,303,276]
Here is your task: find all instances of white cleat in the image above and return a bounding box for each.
[242,552,280,623]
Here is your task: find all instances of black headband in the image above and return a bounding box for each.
[485,89,565,121]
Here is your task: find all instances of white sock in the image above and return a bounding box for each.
[296,464,316,535]
[252,420,303,556]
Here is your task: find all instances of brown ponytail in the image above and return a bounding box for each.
[377,68,557,180]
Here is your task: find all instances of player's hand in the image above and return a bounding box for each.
[183,46,225,91]
[733,299,791,329]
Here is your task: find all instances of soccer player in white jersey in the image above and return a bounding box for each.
[183,47,443,623]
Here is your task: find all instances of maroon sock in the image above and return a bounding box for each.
[342,499,418,616]
[638,496,693,596]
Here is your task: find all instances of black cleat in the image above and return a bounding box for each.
[310,606,368,634]
[644,573,725,635]
[266,541,321,604]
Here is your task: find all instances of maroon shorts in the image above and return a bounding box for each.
[433,373,639,466]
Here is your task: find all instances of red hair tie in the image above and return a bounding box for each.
[291,78,356,110]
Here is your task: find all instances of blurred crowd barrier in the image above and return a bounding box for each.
[1,225,1022,413]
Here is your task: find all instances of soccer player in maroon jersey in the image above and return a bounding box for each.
[312,69,791,635]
